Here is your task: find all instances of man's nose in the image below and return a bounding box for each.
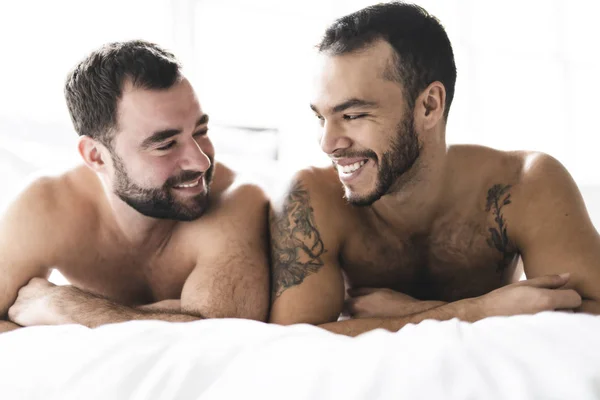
[180,138,211,172]
[319,120,352,155]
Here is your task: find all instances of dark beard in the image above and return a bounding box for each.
[111,152,214,221]
[346,115,421,206]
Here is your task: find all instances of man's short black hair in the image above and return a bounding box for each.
[318,2,456,119]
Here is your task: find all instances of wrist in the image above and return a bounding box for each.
[50,285,84,324]
[455,297,485,322]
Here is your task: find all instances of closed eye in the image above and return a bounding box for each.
[343,114,367,121]
[156,141,176,151]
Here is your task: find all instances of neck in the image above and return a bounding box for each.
[100,186,178,254]
[370,139,448,234]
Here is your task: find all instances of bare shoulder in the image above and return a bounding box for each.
[0,165,95,261]
[448,145,525,175]
[3,169,71,226]
[209,161,269,215]
[466,147,580,202]
[517,151,575,188]
[447,145,534,194]
[510,151,587,216]
[448,144,570,182]
[448,145,586,223]
[273,165,348,217]
[270,165,350,250]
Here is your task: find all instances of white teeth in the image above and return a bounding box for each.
[339,160,366,174]
[175,179,199,188]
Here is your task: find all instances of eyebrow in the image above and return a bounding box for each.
[140,114,209,149]
[310,98,378,115]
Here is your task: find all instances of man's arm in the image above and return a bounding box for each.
[9,184,271,328]
[269,172,582,337]
[0,178,57,332]
[321,274,582,336]
[508,154,600,313]
[8,278,201,328]
[2,179,205,328]
[269,172,346,325]
[343,287,447,319]
[179,183,270,321]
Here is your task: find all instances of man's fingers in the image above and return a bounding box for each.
[347,287,379,297]
[343,297,370,318]
[519,273,570,289]
[545,289,582,310]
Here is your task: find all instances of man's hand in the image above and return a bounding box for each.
[7,278,67,327]
[8,278,202,328]
[344,287,446,318]
[475,273,582,318]
[319,273,583,337]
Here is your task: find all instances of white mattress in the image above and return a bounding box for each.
[0,312,599,399]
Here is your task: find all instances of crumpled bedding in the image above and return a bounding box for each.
[0,312,599,400]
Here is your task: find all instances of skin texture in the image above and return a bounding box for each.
[269,39,598,336]
[1,78,270,332]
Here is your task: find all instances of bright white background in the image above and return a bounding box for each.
[0,0,598,228]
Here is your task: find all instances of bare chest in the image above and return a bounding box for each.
[340,217,520,302]
[55,242,196,306]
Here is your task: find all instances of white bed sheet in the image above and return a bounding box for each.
[0,312,599,400]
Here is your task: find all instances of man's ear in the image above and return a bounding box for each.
[415,81,446,131]
[78,136,109,172]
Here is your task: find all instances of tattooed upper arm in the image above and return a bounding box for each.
[270,181,327,300]
[269,173,345,325]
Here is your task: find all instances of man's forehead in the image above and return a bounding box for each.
[317,40,395,77]
[117,78,202,132]
[311,42,402,111]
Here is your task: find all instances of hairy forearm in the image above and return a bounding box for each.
[389,300,447,317]
[0,320,20,334]
[320,298,479,337]
[59,288,201,328]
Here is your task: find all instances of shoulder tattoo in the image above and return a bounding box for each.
[485,183,516,273]
[270,181,327,300]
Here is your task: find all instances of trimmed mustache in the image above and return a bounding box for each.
[330,149,378,161]
[330,150,378,169]
[165,170,203,187]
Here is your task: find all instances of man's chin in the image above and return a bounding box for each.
[344,187,382,207]
[172,196,209,221]
[170,210,206,222]
[122,196,209,221]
